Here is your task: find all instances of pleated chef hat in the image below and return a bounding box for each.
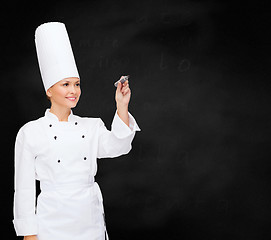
[35,22,79,91]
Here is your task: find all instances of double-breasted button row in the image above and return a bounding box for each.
[57,157,87,163]
[48,121,78,128]
[53,135,86,140]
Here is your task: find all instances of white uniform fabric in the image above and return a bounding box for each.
[35,22,80,91]
[13,109,141,239]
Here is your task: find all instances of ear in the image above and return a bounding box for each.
[46,88,52,98]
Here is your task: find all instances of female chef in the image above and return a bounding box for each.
[12,22,140,240]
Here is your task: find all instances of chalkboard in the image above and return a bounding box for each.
[2,0,270,239]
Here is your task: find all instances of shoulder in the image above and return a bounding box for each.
[16,117,44,140]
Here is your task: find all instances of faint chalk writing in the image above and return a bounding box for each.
[160,52,168,71]
[217,199,229,215]
[78,37,119,49]
[160,13,175,24]
[86,56,130,70]
[178,59,191,72]
[135,14,149,24]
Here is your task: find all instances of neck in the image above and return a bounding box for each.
[49,104,71,122]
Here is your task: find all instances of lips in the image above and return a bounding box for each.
[66,97,76,101]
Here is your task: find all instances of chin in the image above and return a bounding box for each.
[65,98,79,109]
[68,102,78,108]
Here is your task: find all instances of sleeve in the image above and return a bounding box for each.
[97,110,141,159]
[12,127,38,236]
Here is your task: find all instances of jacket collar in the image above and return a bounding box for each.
[45,109,75,122]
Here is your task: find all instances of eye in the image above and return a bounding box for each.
[63,83,69,86]
[76,83,80,87]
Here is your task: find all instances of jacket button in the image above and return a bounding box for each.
[75,122,78,125]
[84,157,87,160]
[54,136,57,140]
[57,160,61,163]
[82,135,85,138]
[49,124,52,127]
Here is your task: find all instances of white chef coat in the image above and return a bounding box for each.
[13,109,140,240]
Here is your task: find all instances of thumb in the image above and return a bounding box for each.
[117,81,122,91]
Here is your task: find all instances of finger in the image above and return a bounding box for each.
[125,88,131,95]
[122,85,130,93]
[122,88,131,95]
[117,81,122,91]
[122,84,129,91]
[123,80,129,86]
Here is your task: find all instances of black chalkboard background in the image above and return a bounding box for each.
[2,0,270,239]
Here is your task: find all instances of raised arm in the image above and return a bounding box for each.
[115,79,131,127]
[97,110,140,159]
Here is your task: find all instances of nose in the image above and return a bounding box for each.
[69,85,76,94]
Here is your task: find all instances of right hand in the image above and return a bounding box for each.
[24,235,38,240]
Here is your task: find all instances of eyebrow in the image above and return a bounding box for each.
[62,80,80,83]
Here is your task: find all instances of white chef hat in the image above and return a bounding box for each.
[35,22,79,91]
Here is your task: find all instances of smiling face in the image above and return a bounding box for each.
[46,77,81,109]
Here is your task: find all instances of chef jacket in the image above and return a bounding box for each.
[13,109,140,238]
